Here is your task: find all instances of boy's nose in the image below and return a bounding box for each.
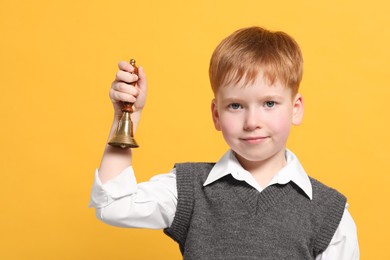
[243,110,261,131]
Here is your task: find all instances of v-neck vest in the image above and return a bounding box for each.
[164,163,346,259]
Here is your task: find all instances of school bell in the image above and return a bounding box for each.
[108,59,139,149]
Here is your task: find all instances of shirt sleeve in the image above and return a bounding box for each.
[315,205,360,260]
[89,167,178,229]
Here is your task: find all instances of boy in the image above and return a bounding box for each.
[90,27,359,259]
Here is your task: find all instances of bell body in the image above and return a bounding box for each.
[108,111,139,148]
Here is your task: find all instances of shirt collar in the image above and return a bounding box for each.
[203,149,313,200]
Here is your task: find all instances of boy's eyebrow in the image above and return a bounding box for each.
[222,94,284,101]
[218,94,286,104]
[219,97,244,103]
[261,94,284,100]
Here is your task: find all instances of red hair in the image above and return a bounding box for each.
[209,27,303,96]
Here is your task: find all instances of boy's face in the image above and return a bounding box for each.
[211,73,304,169]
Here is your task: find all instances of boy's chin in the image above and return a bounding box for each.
[233,148,286,166]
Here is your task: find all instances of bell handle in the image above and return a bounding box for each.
[121,59,138,113]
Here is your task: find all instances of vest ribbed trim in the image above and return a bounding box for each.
[232,177,294,217]
[311,178,347,255]
[164,163,214,253]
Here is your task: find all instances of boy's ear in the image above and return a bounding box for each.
[211,99,221,131]
[292,93,304,126]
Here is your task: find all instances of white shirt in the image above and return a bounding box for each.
[89,149,359,259]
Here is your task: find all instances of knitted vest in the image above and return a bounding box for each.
[164,163,346,260]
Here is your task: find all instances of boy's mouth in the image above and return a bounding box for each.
[240,136,269,144]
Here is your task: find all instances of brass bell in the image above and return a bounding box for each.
[108,59,139,149]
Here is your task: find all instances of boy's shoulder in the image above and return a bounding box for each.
[175,162,215,168]
[307,176,347,214]
[174,162,215,182]
[308,176,346,199]
[174,162,215,174]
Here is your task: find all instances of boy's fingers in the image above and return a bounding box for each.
[115,61,147,101]
[109,88,137,103]
[115,69,139,83]
[112,82,140,96]
[117,61,135,73]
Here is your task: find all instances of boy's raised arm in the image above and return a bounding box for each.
[98,61,147,184]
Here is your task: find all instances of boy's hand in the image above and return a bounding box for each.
[110,61,147,118]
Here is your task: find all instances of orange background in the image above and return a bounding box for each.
[1,0,389,259]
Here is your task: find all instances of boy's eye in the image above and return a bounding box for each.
[228,103,242,110]
[264,101,276,108]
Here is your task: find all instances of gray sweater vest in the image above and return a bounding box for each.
[164,163,346,260]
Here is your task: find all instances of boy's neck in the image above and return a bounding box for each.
[234,149,287,188]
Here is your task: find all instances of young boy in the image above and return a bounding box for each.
[89,27,359,259]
